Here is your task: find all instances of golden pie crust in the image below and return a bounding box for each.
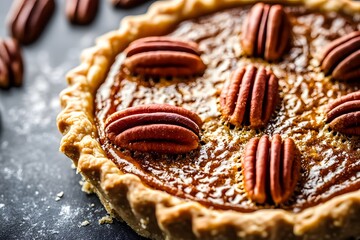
[57,0,360,239]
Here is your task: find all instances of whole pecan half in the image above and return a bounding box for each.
[321,31,360,81]
[105,104,203,154]
[65,0,99,25]
[220,65,279,128]
[242,134,300,204]
[326,90,360,135]
[7,0,55,45]
[0,38,24,89]
[123,37,206,77]
[241,3,291,61]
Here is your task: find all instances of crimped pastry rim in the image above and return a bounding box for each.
[57,0,360,239]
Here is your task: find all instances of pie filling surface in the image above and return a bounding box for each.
[95,5,360,212]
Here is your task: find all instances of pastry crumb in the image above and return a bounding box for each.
[80,180,94,194]
[55,191,64,201]
[98,215,113,225]
[79,220,90,227]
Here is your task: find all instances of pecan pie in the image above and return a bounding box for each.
[57,0,360,239]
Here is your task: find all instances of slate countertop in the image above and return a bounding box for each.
[0,1,153,239]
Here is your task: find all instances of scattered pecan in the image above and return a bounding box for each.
[320,31,360,81]
[7,0,55,45]
[0,38,24,89]
[241,3,291,61]
[326,90,360,135]
[65,0,99,25]
[123,37,206,77]
[242,134,300,204]
[220,65,279,128]
[105,104,203,154]
[111,0,149,8]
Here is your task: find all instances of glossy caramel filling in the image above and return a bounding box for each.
[95,6,360,212]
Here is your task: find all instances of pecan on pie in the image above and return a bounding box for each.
[57,0,360,239]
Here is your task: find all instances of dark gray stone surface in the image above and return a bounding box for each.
[0,1,154,239]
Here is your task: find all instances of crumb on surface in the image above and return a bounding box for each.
[79,220,90,227]
[98,215,114,225]
[55,191,64,201]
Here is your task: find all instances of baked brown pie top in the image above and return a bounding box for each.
[94,5,360,213]
[57,0,360,239]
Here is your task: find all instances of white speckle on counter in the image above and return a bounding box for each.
[59,205,71,220]
[50,97,60,110]
[1,141,8,149]
[3,167,15,180]
[0,203,4,209]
